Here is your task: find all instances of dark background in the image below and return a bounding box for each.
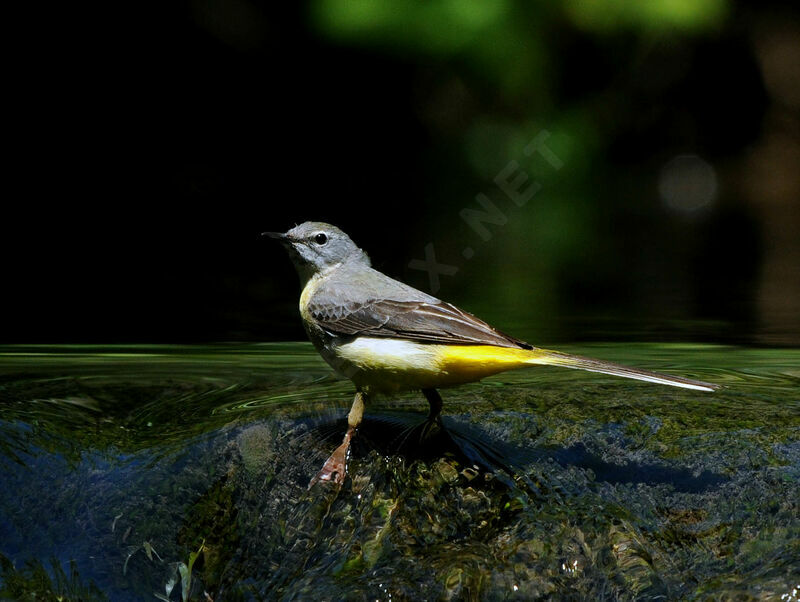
[4,0,799,345]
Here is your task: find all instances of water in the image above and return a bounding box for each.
[0,343,798,600]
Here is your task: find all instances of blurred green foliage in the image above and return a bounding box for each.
[564,0,728,32]
[311,0,727,96]
[300,0,755,344]
[9,0,794,345]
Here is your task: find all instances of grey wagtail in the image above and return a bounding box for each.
[265,221,719,487]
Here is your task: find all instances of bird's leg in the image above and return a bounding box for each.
[420,388,443,440]
[423,388,443,422]
[309,390,366,488]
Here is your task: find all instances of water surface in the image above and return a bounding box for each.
[0,343,798,600]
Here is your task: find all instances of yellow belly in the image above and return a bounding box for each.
[332,337,543,392]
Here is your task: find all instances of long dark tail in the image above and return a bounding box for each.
[527,349,719,392]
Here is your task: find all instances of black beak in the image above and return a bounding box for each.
[261,231,287,241]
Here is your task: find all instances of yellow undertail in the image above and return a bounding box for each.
[435,345,719,392]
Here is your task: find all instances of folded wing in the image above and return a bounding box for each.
[307,298,533,350]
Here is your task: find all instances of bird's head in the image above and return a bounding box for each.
[263,221,369,282]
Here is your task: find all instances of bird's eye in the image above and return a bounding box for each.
[314,232,328,245]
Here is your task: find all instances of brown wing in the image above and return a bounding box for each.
[307,298,532,350]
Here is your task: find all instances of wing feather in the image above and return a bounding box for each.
[308,298,532,349]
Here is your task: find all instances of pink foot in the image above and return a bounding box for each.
[309,434,351,488]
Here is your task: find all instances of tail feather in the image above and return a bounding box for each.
[527,349,720,392]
